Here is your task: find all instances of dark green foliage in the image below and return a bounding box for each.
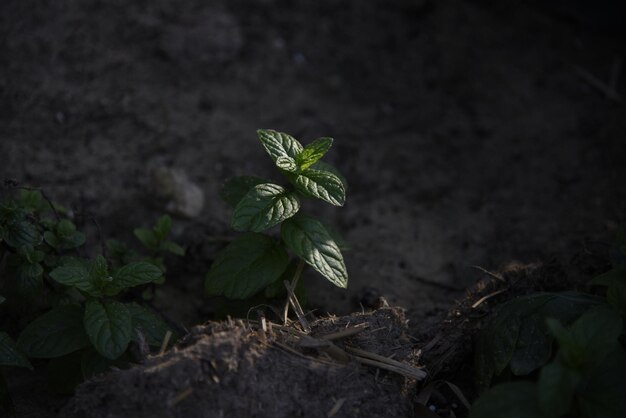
[472,306,626,418]
[0,332,32,369]
[205,129,349,300]
[0,188,184,394]
[84,300,132,359]
[475,292,602,390]
[133,215,185,256]
[18,305,90,358]
[472,226,626,418]
[281,214,347,288]
[231,184,300,232]
[205,233,289,299]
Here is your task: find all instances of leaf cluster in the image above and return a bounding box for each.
[471,228,626,418]
[206,130,349,300]
[0,190,183,395]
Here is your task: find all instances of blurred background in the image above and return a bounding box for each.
[1,0,625,324]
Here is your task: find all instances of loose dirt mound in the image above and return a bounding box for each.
[62,307,423,418]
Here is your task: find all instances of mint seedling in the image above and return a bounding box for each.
[0,188,184,392]
[206,129,348,299]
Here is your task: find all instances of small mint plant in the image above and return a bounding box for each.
[205,129,348,299]
[0,189,183,395]
[471,226,626,418]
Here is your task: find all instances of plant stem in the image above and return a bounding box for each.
[291,259,305,290]
[283,259,305,324]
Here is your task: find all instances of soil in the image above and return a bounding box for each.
[61,307,420,418]
[1,0,625,416]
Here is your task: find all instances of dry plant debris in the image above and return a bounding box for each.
[62,306,425,418]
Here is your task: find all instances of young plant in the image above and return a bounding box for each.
[471,227,626,418]
[205,129,348,300]
[0,189,183,396]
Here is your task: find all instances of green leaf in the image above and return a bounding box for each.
[18,305,90,358]
[43,230,60,249]
[56,219,76,237]
[219,176,268,207]
[160,241,185,256]
[476,292,601,389]
[19,189,43,213]
[470,382,542,418]
[578,346,626,418]
[44,223,85,250]
[49,262,101,296]
[537,362,576,417]
[275,156,298,172]
[154,215,172,241]
[17,243,35,261]
[310,161,348,190]
[205,233,289,299]
[62,231,85,250]
[84,300,132,360]
[2,219,41,248]
[293,169,346,206]
[281,214,348,288]
[32,250,45,264]
[476,297,538,390]
[568,306,622,368]
[509,293,597,375]
[509,313,552,376]
[257,129,303,163]
[263,260,308,302]
[106,239,140,268]
[264,260,298,299]
[106,262,163,295]
[127,302,172,347]
[231,183,300,232]
[591,266,626,287]
[547,308,623,371]
[134,228,158,250]
[297,137,333,170]
[92,254,109,277]
[546,318,584,369]
[16,263,44,296]
[491,310,522,375]
[0,332,32,369]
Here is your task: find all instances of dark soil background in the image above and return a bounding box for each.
[1,0,625,403]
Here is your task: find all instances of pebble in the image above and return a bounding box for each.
[151,166,204,218]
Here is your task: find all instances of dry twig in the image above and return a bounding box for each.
[471,288,508,308]
[318,324,369,341]
[168,386,193,407]
[159,330,172,356]
[345,347,426,380]
[327,398,346,418]
[471,265,505,282]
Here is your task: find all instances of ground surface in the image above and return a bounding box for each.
[1,0,625,414]
[62,307,420,418]
[2,0,626,321]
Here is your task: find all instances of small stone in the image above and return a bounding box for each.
[151,166,204,218]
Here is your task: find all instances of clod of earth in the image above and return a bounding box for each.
[62,307,424,418]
